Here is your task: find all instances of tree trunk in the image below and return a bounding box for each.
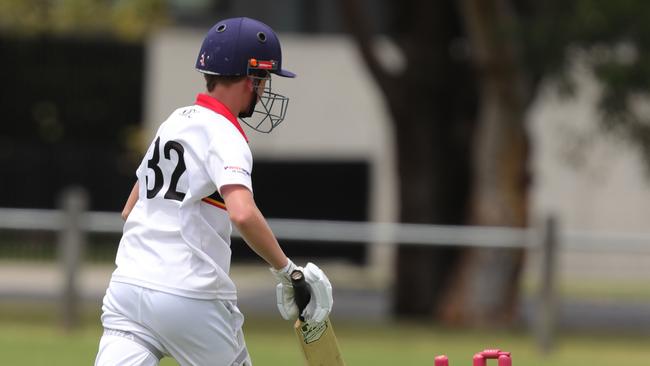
[438,0,529,326]
[393,103,474,315]
[384,1,478,317]
[339,0,479,317]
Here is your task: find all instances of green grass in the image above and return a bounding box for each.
[557,280,650,302]
[1,304,649,366]
[521,276,650,302]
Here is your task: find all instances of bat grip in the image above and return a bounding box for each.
[290,270,311,322]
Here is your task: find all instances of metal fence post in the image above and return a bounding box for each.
[57,187,88,330]
[536,215,559,354]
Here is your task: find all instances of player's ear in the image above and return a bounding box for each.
[245,77,255,92]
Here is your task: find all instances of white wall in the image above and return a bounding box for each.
[528,65,650,233]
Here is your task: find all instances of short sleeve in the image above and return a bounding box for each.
[205,131,253,194]
[135,160,144,179]
[136,123,165,181]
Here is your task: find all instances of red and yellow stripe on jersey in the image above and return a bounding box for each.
[202,190,226,210]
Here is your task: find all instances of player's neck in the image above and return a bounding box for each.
[208,88,241,118]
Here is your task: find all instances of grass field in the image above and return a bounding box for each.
[1,303,649,366]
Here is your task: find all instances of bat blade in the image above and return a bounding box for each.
[291,270,345,366]
[294,317,345,366]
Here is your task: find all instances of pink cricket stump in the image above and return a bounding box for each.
[434,355,449,366]
[434,349,511,366]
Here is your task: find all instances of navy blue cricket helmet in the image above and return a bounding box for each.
[195,17,295,78]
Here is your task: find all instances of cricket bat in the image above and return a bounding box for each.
[290,270,345,366]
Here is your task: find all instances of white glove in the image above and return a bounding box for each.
[270,259,301,320]
[301,262,333,324]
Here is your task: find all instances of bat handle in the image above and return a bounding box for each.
[290,269,311,322]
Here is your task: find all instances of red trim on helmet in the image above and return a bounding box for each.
[249,59,277,70]
[195,93,248,142]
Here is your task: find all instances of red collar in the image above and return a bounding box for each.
[195,93,248,142]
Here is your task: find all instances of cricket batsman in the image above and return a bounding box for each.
[94,17,334,366]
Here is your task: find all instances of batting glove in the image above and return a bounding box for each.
[301,262,334,324]
[270,258,301,320]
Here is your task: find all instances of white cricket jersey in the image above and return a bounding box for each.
[111,93,252,300]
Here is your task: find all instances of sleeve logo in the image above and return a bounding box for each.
[224,166,251,177]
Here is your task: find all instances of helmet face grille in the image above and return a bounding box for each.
[241,74,290,133]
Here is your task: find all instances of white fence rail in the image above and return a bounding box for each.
[0,208,533,248]
[3,206,647,251]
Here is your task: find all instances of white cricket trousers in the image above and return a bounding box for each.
[94,281,252,366]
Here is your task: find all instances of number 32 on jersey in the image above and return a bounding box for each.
[145,136,187,201]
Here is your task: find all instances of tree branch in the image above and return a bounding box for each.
[338,0,396,95]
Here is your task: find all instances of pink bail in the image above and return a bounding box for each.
[474,349,511,366]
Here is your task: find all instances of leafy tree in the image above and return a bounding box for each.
[0,0,167,40]
[341,0,650,324]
